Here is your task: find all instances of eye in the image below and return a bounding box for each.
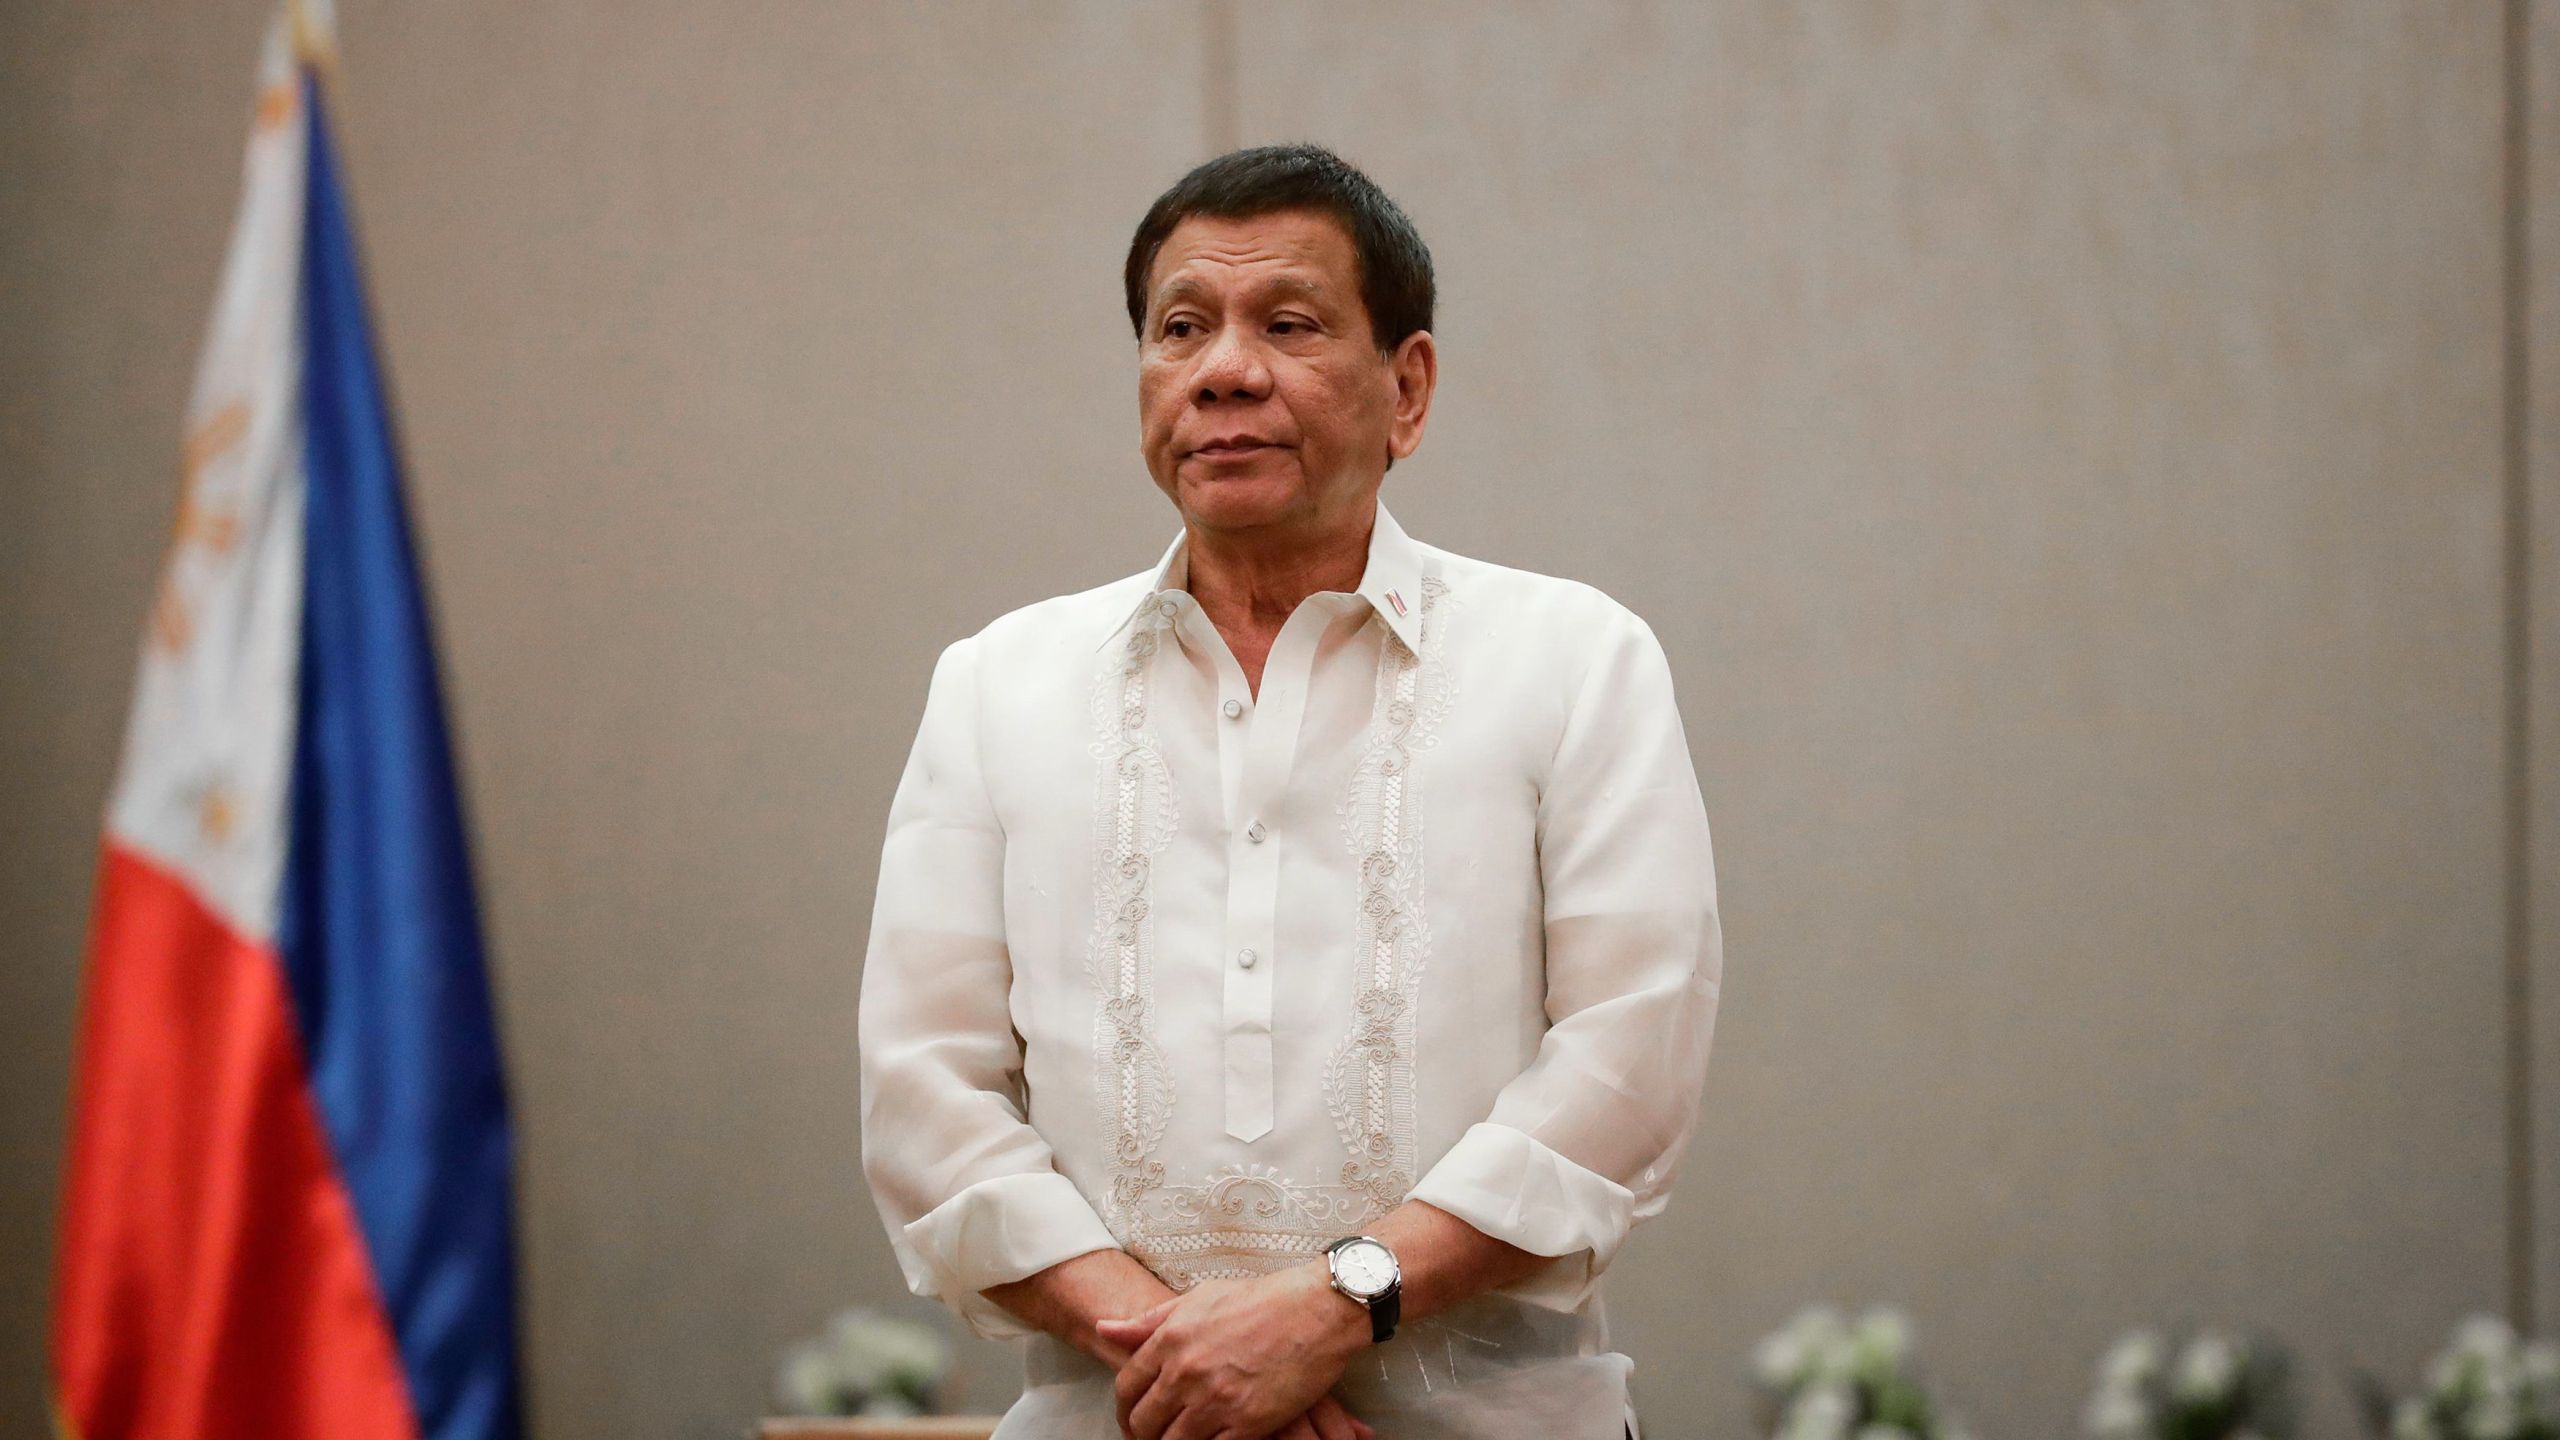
[1162,318,1198,339]
[1269,316,1313,336]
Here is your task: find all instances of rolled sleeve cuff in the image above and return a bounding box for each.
[1406,1122,1637,1314]
[895,1171,1122,1340]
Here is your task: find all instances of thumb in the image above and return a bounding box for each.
[1095,1295,1179,1337]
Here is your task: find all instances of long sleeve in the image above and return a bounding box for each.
[1405,605,1723,1312]
[857,635,1121,1340]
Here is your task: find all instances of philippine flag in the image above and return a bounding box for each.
[49,5,522,1439]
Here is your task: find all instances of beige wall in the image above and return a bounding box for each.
[1,4,2547,1438]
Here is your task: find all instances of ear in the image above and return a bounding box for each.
[1385,330,1437,462]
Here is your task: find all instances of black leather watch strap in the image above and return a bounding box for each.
[1368,1282,1400,1344]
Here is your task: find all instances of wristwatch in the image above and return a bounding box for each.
[1323,1234,1402,1344]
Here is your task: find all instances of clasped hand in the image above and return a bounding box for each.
[1096,1265,1375,1440]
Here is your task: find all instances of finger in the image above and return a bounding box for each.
[1118,1321,1182,1422]
[1306,1397,1361,1440]
[1098,1295,1178,1335]
[1098,1299,1179,1350]
[1129,1368,1186,1440]
[1113,1350,1161,1436]
[1300,1406,1348,1440]
[1276,1416,1323,1440]
[1160,1402,1221,1440]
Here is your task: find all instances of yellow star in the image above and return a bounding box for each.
[149,582,192,654]
[198,783,236,845]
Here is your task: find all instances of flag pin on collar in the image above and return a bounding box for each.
[1384,589,1408,617]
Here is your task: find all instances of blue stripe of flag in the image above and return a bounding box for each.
[274,68,524,1440]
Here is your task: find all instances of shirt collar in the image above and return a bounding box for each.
[1095,499,1428,656]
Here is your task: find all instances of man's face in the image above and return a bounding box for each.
[1136,209,1432,536]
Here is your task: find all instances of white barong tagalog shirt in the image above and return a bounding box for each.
[858,502,1721,1439]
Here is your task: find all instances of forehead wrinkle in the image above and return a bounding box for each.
[1151,268,1334,316]
[1148,212,1359,316]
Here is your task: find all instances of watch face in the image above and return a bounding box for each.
[1334,1240,1396,1298]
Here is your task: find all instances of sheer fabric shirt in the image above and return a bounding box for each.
[856,502,1722,1438]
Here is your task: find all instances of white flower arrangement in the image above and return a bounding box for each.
[2082,1323,2296,1440]
[1750,1304,1974,1440]
[772,1305,952,1418]
[2355,1313,2560,1440]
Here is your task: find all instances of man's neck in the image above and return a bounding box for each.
[1181,501,1373,640]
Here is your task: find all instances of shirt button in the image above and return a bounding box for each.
[1236,948,1258,970]
[1157,597,1180,616]
[1245,820,1267,843]
[1222,698,1244,719]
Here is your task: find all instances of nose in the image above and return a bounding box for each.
[1191,323,1272,404]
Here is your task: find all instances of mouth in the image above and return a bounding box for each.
[1187,438,1283,460]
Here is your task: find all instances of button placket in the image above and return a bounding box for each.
[1215,601,1335,1143]
[1179,607,1252,828]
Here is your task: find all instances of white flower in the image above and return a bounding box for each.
[1807,1320,1861,1383]
[774,1337,842,1415]
[1784,1382,1858,1440]
[2101,1331,2169,1393]
[2469,1386,2521,1440]
[1755,1329,1813,1388]
[823,1308,947,1399]
[2483,1360,2527,1405]
[2428,1349,2472,1403]
[1853,1307,1913,1370]
[2172,1332,2242,1404]
[2391,1395,2434,1440]
[2452,1315,2520,1365]
[2084,1383,2153,1440]
[879,1324,947,1380]
[1760,1307,1851,1389]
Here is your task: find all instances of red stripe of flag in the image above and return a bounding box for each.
[51,844,419,1440]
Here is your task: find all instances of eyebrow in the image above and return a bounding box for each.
[1149,273,1331,317]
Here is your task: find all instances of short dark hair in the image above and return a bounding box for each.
[1123,143,1435,353]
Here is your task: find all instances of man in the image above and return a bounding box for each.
[857,143,1721,1440]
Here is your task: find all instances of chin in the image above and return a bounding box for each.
[1178,468,1305,528]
